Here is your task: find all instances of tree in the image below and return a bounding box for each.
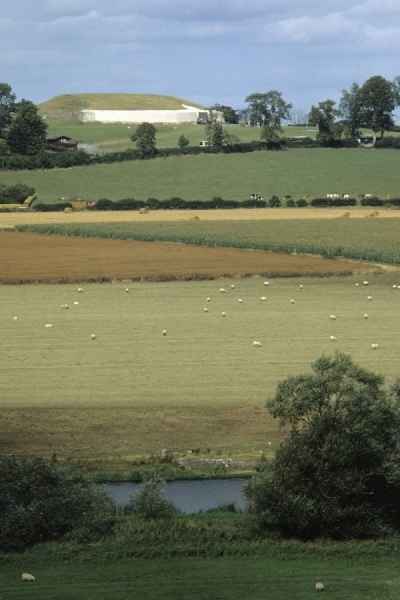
[210,104,238,124]
[358,76,396,138]
[393,76,400,107]
[246,353,400,539]
[205,119,225,149]
[7,100,47,155]
[308,100,343,145]
[131,122,157,157]
[339,83,362,138]
[0,456,114,551]
[177,134,190,150]
[0,83,16,138]
[127,474,177,520]
[245,91,292,133]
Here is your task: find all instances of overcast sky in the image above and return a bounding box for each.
[1,0,400,110]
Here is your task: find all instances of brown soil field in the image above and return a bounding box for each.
[0,231,379,283]
[1,207,400,226]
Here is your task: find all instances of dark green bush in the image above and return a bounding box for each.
[0,183,35,203]
[286,199,296,207]
[126,474,177,520]
[360,196,384,206]
[296,199,308,207]
[269,195,281,207]
[0,456,115,551]
[33,202,72,212]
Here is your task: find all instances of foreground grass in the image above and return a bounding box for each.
[2,149,400,201]
[22,217,400,264]
[2,273,400,468]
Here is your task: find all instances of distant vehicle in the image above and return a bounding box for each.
[199,140,209,147]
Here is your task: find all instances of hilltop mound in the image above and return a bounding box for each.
[39,93,205,121]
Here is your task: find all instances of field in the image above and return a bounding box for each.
[2,270,400,468]
[45,121,317,152]
[1,554,399,599]
[2,148,400,201]
[21,217,400,265]
[0,231,370,283]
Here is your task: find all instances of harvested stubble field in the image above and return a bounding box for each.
[2,273,400,468]
[0,231,374,283]
[21,217,400,265]
[2,148,400,201]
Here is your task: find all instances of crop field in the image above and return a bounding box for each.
[1,554,399,600]
[1,272,400,467]
[0,231,373,283]
[2,148,400,201]
[22,217,400,265]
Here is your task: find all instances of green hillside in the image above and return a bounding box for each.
[39,93,205,120]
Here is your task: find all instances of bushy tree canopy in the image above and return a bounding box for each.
[247,353,400,539]
[245,91,292,131]
[0,83,16,137]
[7,100,47,155]
[308,100,343,146]
[131,122,157,157]
[357,76,396,138]
[205,119,225,149]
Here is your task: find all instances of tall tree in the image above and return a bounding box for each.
[0,83,16,138]
[131,122,157,157]
[358,76,396,138]
[204,119,225,149]
[308,99,342,145]
[245,91,292,131]
[7,100,47,155]
[339,83,362,138]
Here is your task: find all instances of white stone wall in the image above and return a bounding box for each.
[81,106,208,124]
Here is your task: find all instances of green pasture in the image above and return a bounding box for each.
[1,554,399,600]
[46,121,317,152]
[2,148,400,202]
[26,217,400,265]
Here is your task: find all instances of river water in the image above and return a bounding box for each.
[103,478,248,513]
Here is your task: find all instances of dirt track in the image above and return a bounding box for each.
[0,207,399,226]
[0,231,379,283]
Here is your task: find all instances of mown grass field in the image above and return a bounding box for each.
[24,217,400,264]
[2,273,400,467]
[2,148,400,201]
[1,554,400,599]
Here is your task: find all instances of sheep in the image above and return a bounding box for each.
[371,343,379,350]
[44,323,53,328]
[355,282,360,287]
[237,298,244,303]
[363,280,369,286]
[260,296,267,301]
[124,288,129,293]
[21,573,35,582]
[299,284,304,289]
[219,288,227,293]
[330,335,337,341]
[329,314,337,320]
[252,341,262,347]
[162,329,167,336]
[73,301,79,305]
[203,307,209,312]
[77,287,84,293]
[263,281,270,286]
[221,311,227,317]
[290,299,296,304]
[315,581,324,592]
[12,315,19,321]
[230,284,236,289]
[367,295,373,301]
[363,313,369,319]
[91,333,96,340]
[60,304,69,309]
[206,297,212,302]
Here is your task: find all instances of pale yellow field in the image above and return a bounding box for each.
[1,207,400,227]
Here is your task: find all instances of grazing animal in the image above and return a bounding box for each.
[330,336,337,341]
[219,288,227,293]
[77,287,84,293]
[21,573,35,582]
[367,296,373,301]
[264,281,270,286]
[363,281,369,286]
[315,581,324,592]
[221,312,227,317]
[260,296,267,301]
[44,323,53,328]
[206,297,211,302]
[125,288,129,293]
[253,341,262,347]
[355,282,360,287]
[371,343,379,350]
[91,333,96,340]
[203,307,209,312]
[73,301,79,305]
[12,315,18,321]
[329,314,337,320]
[290,299,296,304]
[237,298,244,303]
[364,313,369,319]
[162,329,167,336]
[230,284,235,289]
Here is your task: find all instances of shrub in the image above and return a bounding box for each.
[269,195,281,207]
[127,474,177,520]
[0,183,35,203]
[286,199,296,207]
[246,353,400,539]
[33,201,72,212]
[296,198,308,207]
[360,196,384,206]
[0,456,114,551]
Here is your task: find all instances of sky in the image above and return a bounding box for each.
[1,0,400,111]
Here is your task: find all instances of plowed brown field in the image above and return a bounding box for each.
[0,231,378,283]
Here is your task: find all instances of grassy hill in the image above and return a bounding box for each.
[39,93,205,121]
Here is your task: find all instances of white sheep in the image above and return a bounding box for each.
[299,284,304,289]
[367,295,373,301]
[206,297,211,302]
[44,323,53,328]
[264,281,270,286]
[125,288,129,293]
[73,301,79,305]
[260,296,267,301]
[290,299,296,304]
[330,335,337,341]
[91,333,96,340]
[77,287,84,293]
[237,298,244,303]
[363,280,369,286]
[162,329,167,336]
[315,581,324,592]
[355,282,360,287]
[221,311,227,317]
[219,288,227,293]
[392,284,398,289]
[21,573,35,582]
[203,307,209,312]
[371,343,379,350]
[230,284,236,289]
[329,314,337,320]
[253,341,262,347]
[12,315,19,321]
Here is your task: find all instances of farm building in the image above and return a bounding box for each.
[46,136,78,152]
[40,93,221,124]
